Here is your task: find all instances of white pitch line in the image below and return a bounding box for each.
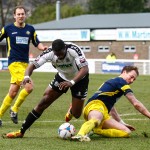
[1,113,148,124]
[2,118,149,124]
[119,113,140,116]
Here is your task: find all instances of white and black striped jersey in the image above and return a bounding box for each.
[32,42,88,81]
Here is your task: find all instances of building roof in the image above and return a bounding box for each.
[33,13,150,30]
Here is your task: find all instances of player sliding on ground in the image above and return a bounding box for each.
[71,66,150,141]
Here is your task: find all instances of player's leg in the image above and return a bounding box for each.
[65,74,89,122]
[11,83,33,113]
[10,82,33,124]
[6,73,66,138]
[77,110,102,135]
[93,118,131,137]
[71,100,104,141]
[0,83,20,126]
[65,97,85,122]
[6,86,63,138]
[10,62,31,124]
[0,63,23,126]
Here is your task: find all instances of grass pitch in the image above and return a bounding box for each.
[0,71,150,150]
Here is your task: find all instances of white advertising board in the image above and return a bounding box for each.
[91,29,116,40]
[90,28,150,41]
[36,29,90,41]
[117,28,150,41]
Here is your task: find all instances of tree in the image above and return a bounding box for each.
[88,0,150,14]
[0,0,5,27]
[26,3,86,24]
[0,0,24,28]
[0,0,86,26]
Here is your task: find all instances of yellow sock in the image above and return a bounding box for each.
[93,128,129,138]
[0,94,13,118]
[11,89,29,113]
[78,119,100,136]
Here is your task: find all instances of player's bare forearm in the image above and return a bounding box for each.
[72,66,89,83]
[126,92,150,119]
[110,107,121,122]
[37,43,48,51]
[25,64,36,77]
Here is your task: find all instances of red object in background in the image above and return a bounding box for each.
[133,53,139,60]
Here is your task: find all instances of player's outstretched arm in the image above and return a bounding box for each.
[110,107,135,131]
[126,92,150,119]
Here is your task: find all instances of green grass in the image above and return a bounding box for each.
[0,71,150,150]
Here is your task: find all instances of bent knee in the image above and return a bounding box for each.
[26,88,33,93]
[25,85,34,93]
[9,91,18,98]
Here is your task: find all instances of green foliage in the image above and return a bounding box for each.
[88,0,150,14]
[1,72,150,149]
[26,4,86,24]
[61,4,85,18]
[26,4,56,24]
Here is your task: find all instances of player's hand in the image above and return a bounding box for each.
[43,46,48,50]
[22,78,31,85]
[58,81,72,90]
[119,119,135,131]
[125,124,136,131]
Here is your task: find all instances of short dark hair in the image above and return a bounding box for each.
[14,5,27,14]
[52,39,65,51]
[121,66,139,76]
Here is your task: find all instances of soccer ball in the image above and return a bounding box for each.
[58,122,76,139]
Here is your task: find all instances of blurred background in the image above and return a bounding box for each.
[1,0,150,74]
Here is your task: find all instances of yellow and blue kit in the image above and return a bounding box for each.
[86,76,133,112]
[0,23,40,65]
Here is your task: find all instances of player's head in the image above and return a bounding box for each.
[121,66,139,84]
[14,6,27,15]
[52,39,66,59]
[121,66,139,76]
[13,6,27,24]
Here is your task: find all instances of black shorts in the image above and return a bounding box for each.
[49,73,89,99]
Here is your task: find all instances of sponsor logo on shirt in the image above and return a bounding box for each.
[12,32,17,34]
[16,36,29,44]
[57,63,72,68]
[26,31,30,35]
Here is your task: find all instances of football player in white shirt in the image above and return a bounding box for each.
[5,39,89,138]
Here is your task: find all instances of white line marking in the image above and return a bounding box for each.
[2,113,148,124]
[2,118,149,124]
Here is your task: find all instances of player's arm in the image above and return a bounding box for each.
[0,27,6,42]
[25,63,36,77]
[110,107,121,122]
[110,106,135,131]
[58,65,88,90]
[72,65,89,83]
[32,29,48,51]
[126,92,150,118]
[23,50,49,85]
[22,63,36,85]
[37,43,48,51]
